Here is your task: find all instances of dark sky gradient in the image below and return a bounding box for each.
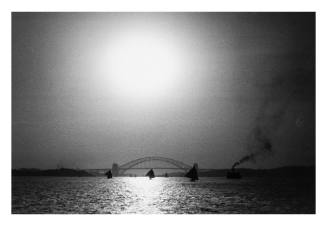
[12,13,315,169]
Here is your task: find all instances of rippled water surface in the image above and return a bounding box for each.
[12,177,315,214]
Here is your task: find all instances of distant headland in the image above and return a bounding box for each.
[12,168,93,177]
[12,165,314,178]
[169,165,315,178]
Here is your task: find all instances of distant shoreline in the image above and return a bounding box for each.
[12,168,93,177]
[12,165,315,178]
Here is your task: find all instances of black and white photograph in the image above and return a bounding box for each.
[11,12,315,214]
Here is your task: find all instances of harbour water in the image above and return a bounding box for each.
[12,176,315,214]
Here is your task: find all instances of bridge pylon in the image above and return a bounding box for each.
[112,163,119,177]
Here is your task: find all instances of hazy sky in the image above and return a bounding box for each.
[12,13,315,169]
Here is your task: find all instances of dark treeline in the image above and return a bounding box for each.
[12,168,93,177]
[12,165,315,178]
[170,165,315,178]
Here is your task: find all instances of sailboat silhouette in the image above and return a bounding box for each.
[105,170,112,179]
[185,164,199,182]
[146,168,155,179]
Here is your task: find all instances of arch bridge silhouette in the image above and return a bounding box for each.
[85,156,196,176]
[114,156,193,176]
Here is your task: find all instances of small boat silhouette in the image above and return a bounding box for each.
[185,164,199,182]
[105,170,112,179]
[226,168,242,179]
[146,169,155,179]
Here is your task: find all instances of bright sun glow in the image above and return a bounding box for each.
[104,30,184,102]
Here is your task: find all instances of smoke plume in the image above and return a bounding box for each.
[232,127,272,169]
[232,59,314,169]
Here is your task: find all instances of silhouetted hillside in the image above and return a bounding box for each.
[169,165,315,178]
[12,168,93,177]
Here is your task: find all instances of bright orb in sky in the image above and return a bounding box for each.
[105,30,184,102]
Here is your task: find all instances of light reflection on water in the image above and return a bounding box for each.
[123,178,164,213]
[12,176,314,214]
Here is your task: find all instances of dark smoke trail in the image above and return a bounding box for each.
[232,127,272,169]
[232,67,313,169]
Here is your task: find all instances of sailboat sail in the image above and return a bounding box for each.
[185,165,199,181]
[105,170,112,179]
[146,169,155,179]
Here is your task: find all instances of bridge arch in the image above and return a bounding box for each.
[118,156,192,175]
